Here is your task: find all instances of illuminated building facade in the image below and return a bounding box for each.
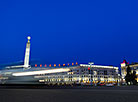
[121,60,138,83]
[36,63,119,85]
[0,36,119,85]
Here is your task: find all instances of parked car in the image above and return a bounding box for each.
[121,83,127,86]
[97,83,105,86]
[106,83,114,87]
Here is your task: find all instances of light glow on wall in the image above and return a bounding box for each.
[121,62,126,67]
[12,68,70,76]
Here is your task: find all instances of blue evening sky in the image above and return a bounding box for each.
[0,0,138,67]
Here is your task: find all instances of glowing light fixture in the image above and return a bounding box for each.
[12,68,70,76]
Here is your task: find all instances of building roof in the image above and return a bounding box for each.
[80,64,118,70]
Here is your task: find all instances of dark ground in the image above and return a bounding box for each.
[0,86,138,102]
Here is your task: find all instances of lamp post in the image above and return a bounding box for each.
[88,62,94,86]
[118,74,120,86]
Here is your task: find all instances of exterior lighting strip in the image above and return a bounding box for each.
[12,68,70,76]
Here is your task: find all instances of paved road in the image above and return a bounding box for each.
[0,86,138,102]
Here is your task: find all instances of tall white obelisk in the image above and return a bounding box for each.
[24,36,31,68]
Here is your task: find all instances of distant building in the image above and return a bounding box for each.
[121,60,138,83]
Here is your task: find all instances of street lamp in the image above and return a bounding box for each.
[88,62,94,86]
[118,74,120,86]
